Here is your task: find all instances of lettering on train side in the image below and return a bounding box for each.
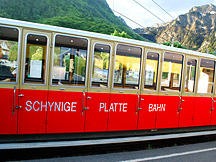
[25,101,77,112]
[99,103,127,112]
[149,104,166,112]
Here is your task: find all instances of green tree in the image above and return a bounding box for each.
[31,47,43,60]
[162,41,187,49]
[111,30,132,39]
[8,42,18,61]
[0,0,147,41]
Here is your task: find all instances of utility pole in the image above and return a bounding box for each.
[171,35,174,47]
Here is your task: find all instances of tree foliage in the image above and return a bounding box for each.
[0,0,146,41]
[111,30,132,39]
[31,47,43,60]
[162,41,188,49]
[8,42,18,61]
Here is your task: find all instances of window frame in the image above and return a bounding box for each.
[22,32,49,86]
[160,51,184,93]
[112,43,143,90]
[90,42,112,89]
[50,33,90,88]
[143,51,160,92]
[0,25,21,84]
[197,58,215,94]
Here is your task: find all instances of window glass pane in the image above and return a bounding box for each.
[161,52,183,92]
[24,34,47,84]
[0,26,19,83]
[197,59,215,93]
[144,52,159,90]
[52,35,88,86]
[184,58,197,92]
[91,44,110,88]
[114,44,142,89]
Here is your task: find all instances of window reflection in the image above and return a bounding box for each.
[185,58,197,92]
[114,44,142,89]
[52,35,88,86]
[161,52,183,92]
[197,59,215,93]
[24,34,47,84]
[144,52,159,90]
[91,43,110,88]
[0,26,19,83]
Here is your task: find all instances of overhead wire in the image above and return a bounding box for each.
[133,0,166,24]
[133,0,174,39]
[150,0,186,46]
[151,0,174,19]
[92,0,169,42]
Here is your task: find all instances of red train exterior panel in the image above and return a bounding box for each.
[155,95,180,129]
[46,90,85,133]
[17,89,47,134]
[84,92,109,132]
[210,97,216,125]
[193,97,211,126]
[108,93,138,131]
[138,94,157,130]
[178,96,195,127]
[0,88,18,134]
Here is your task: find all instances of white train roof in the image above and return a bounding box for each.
[0,17,216,59]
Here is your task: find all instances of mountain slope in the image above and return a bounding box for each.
[0,0,145,41]
[134,4,216,52]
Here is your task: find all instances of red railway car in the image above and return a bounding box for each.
[1,18,216,147]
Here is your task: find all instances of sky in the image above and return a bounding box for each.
[106,0,216,29]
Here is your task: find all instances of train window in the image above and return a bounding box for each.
[197,59,215,94]
[113,44,142,89]
[161,52,183,92]
[52,35,88,86]
[184,58,197,93]
[23,34,48,84]
[144,52,159,90]
[0,26,19,83]
[91,43,110,88]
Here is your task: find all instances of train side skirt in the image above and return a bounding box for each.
[1,130,216,150]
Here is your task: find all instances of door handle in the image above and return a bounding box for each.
[211,97,215,113]
[18,94,24,97]
[82,107,89,115]
[177,108,182,114]
[210,108,214,113]
[82,90,85,115]
[136,93,141,115]
[87,97,91,99]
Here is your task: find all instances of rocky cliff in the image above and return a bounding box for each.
[134,4,216,52]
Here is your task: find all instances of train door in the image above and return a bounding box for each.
[84,41,112,132]
[108,44,142,131]
[178,57,198,127]
[17,30,51,134]
[156,52,184,129]
[193,58,215,126]
[0,25,20,134]
[46,34,88,133]
[138,50,160,130]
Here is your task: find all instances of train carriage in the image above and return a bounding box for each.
[1,18,216,145]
